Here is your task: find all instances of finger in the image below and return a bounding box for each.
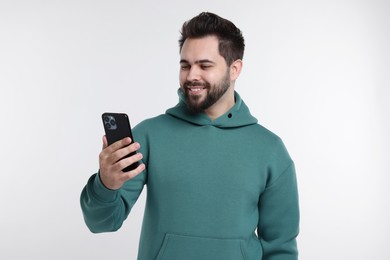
[121,163,146,182]
[105,137,132,153]
[100,141,139,170]
[110,142,140,163]
[113,152,143,172]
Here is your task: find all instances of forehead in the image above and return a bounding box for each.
[180,35,223,62]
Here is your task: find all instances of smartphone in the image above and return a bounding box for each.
[102,112,139,172]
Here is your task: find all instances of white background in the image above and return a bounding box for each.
[1,0,389,259]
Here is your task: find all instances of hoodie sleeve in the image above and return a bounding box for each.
[257,140,300,260]
[80,169,146,233]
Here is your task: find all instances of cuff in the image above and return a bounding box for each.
[90,171,119,203]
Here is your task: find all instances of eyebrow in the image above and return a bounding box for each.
[180,59,216,64]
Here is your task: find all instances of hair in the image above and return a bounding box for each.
[179,12,245,66]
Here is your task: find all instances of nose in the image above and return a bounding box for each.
[186,66,201,82]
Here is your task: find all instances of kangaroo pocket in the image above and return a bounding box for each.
[156,233,248,260]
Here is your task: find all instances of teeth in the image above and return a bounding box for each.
[188,87,203,92]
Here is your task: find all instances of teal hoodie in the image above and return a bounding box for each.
[80,90,299,260]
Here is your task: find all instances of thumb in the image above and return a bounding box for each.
[102,135,108,150]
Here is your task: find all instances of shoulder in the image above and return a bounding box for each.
[250,123,294,173]
[246,122,285,148]
[133,114,172,131]
[132,114,178,141]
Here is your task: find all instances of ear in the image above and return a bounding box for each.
[229,59,243,81]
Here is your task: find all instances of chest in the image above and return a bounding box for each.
[146,126,269,202]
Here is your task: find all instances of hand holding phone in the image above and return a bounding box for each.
[99,113,145,190]
[102,113,140,172]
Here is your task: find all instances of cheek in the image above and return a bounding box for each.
[179,71,187,85]
[202,74,218,86]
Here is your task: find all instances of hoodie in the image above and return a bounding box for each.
[80,90,299,260]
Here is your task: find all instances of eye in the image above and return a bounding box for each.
[201,64,212,70]
[180,64,190,70]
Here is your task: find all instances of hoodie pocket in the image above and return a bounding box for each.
[156,233,248,260]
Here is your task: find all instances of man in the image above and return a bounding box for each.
[81,12,299,260]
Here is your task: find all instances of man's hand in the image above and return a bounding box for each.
[99,136,145,190]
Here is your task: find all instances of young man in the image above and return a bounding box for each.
[81,12,299,260]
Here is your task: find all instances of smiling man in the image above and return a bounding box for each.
[179,34,240,118]
[81,12,299,260]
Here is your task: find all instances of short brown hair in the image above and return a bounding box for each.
[179,12,245,66]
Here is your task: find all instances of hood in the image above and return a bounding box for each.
[165,89,258,128]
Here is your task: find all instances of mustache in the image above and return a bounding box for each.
[183,81,209,88]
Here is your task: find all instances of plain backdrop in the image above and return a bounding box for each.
[1,0,389,259]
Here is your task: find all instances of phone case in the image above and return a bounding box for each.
[102,112,139,172]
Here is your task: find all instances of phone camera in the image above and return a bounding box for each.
[104,115,117,130]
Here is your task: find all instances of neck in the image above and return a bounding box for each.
[204,86,235,120]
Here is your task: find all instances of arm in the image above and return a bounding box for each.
[258,162,300,260]
[80,136,146,233]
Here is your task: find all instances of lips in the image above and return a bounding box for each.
[188,86,204,92]
[186,86,206,96]
[184,82,208,95]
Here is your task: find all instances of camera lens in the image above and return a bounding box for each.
[104,116,110,122]
[105,122,111,129]
[110,119,116,126]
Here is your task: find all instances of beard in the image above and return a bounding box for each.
[181,70,231,114]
